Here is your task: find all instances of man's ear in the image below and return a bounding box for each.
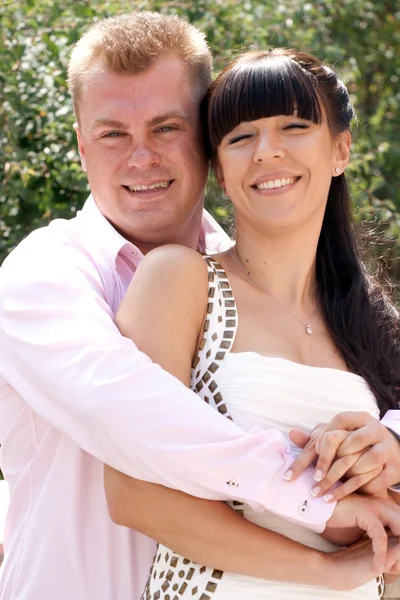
[333,130,351,176]
[73,122,87,172]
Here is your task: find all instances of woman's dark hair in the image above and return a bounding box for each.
[204,48,399,416]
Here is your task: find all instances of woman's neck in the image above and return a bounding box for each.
[233,224,320,314]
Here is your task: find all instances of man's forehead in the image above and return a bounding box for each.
[83,55,190,90]
[78,59,199,122]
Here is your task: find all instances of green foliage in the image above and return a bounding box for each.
[1,0,399,281]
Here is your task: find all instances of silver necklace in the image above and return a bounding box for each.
[228,248,316,335]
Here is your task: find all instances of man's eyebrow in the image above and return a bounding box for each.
[91,119,128,132]
[147,111,190,127]
[91,111,190,133]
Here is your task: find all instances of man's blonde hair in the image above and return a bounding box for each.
[68,11,213,119]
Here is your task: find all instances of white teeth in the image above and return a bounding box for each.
[127,181,170,192]
[256,177,296,190]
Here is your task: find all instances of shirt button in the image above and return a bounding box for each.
[298,500,308,515]
[227,480,239,488]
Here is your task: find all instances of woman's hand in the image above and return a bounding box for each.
[287,412,400,501]
[325,493,400,571]
[325,536,400,592]
[324,494,400,591]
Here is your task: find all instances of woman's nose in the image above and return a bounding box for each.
[252,132,286,164]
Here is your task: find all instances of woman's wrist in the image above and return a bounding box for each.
[263,546,331,587]
[321,525,364,546]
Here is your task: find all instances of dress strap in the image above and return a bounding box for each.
[190,255,238,420]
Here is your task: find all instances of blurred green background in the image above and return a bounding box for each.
[1,0,399,283]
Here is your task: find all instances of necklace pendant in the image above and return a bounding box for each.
[305,324,313,335]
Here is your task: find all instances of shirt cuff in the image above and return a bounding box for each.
[262,463,336,532]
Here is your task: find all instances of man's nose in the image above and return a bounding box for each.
[127,142,161,169]
[252,132,285,164]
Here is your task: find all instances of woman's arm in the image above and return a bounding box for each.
[106,243,400,586]
[104,465,326,584]
[106,244,400,585]
[115,244,208,386]
[105,465,400,590]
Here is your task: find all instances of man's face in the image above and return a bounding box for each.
[75,56,208,249]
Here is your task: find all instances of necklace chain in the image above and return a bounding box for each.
[228,248,316,335]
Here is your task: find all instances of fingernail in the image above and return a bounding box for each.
[314,469,323,482]
[324,494,334,502]
[284,470,293,481]
[311,486,321,497]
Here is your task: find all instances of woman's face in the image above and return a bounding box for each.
[216,111,350,234]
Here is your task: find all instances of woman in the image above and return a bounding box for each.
[108,49,400,597]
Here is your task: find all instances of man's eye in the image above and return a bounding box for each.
[228,134,253,144]
[156,125,178,133]
[103,131,125,138]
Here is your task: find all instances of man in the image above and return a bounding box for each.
[0,11,399,600]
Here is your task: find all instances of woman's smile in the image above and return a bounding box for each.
[250,175,301,195]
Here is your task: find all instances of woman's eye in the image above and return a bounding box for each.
[284,123,310,130]
[228,133,253,144]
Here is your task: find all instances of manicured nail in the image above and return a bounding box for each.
[311,486,321,497]
[314,469,323,482]
[324,494,334,502]
[284,470,293,481]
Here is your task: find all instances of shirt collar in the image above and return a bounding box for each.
[199,210,232,254]
[77,195,142,267]
[77,194,232,266]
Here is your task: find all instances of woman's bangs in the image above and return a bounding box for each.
[210,57,323,147]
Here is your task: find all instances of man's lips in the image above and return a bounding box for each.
[123,180,173,193]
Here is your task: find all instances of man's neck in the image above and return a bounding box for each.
[120,215,203,256]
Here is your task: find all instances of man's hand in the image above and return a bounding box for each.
[286,412,400,501]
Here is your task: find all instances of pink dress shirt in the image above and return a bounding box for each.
[0,196,398,600]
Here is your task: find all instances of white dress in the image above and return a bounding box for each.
[142,256,384,600]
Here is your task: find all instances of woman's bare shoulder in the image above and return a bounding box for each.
[117,245,209,382]
[119,245,210,331]
[134,244,209,294]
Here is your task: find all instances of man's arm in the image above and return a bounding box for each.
[382,410,400,493]
[0,235,333,530]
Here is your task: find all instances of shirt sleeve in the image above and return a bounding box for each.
[381,410,400,492]
[381,410,400,437]
[0,235,334,532]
